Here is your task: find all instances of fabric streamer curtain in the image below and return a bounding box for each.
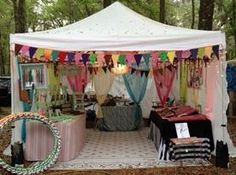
[93,68,114,118]
[180,62,188,104]
[152,63,176,106]
[123,68,149,127]
[66,66,87,93]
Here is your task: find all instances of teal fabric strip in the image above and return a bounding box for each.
[122,62,149,127]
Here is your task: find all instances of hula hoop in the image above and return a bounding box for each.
[0,112,61,175]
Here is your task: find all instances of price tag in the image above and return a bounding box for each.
[175,123,190,138]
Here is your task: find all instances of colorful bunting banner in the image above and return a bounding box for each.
[75,52,81,64]
[58,51,67,64]
[198,48,205,59]
[134,54,142,66]
[15,44,23,55]
[82,53,89,65]
[35,48,44,60]
[190,48,198,59]
[212,45,219,59]
[143,54,150,67]
[89,53,97,64]
[29,47,37,58]
[126,53,134,65]
[68,52,75,63]
[51,50,59,62]
[16,45,220,68]
[160,51,168,62]
[167,51,175,64]
[44,49,52,62]
[118,55,126,65]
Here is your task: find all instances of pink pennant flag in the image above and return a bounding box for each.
[97,53,105,65]
[20,45,29,56]
[75,52,81,64]
[125,53,134,66]
[181,50,191,58]
[151,51,159,60]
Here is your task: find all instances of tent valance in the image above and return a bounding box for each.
[10,2,226,51]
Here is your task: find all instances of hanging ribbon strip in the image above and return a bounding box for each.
[153,62,176,106]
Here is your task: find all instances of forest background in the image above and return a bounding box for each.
[0,0,235,75]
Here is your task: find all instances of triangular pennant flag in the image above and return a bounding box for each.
[75,52,81,64]
[112,54,119,66]
[44,49,52,62]
[175,51,182,59]
[126,53,134,66]
[118,55,126,65]
[212,45,219,59]
[144,70,149,77]
[151,52,158,60]
[82,53,89,65]
[204,46,212,58]
[15,44,22,55]
[89,53,97,64]
[167,51,175,64]
[131,68,136,74]
[102,66,107,73]
[181,50,191,58]
[51,50,59,62]
[35,48,44,60]
[198,47,205,59]
[190,48,198,59]
[140,70,145,77]
[97,53,105,65]
[58,51,67,64]
[104,54,112,65]
[67,52,75,63]
[160,51,168,62]
[134,54,142,66]
[143,54,150,66]
[29,47,37,58]
[20,45,29,55]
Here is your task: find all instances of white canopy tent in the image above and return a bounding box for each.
[9,2,236,157]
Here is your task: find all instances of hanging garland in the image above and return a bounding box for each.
[0,112,61,175]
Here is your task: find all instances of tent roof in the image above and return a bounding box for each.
[10,2,225,51]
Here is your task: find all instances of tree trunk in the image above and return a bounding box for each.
[233,0,236,58]
[12,0,27,33]
[198,0,214,30]
[159,0,165,23]
[0,32,6,75]
[191,0,195,29]
[103,0,112,8]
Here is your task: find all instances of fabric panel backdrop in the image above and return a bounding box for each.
[123,64,149,127]
[152,63,176,106]
[93,68,114,118]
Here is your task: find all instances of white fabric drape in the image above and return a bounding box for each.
[93,68,114,118]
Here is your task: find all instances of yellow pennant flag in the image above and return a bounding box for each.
[198,47,205,59]
[112,54,119,66]
[35,48,44,60]
[167,51,175,64]
[44,49,52,61]
[204,46,212,58]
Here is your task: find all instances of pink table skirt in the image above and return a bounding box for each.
[24,114,86,162]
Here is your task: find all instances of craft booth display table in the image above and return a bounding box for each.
[148,106,214,160]
[97,105,142,131]
[24,114,86,162]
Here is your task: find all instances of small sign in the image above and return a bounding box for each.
[175,123,190,138]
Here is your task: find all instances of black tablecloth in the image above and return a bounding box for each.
[149,110,214,152]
